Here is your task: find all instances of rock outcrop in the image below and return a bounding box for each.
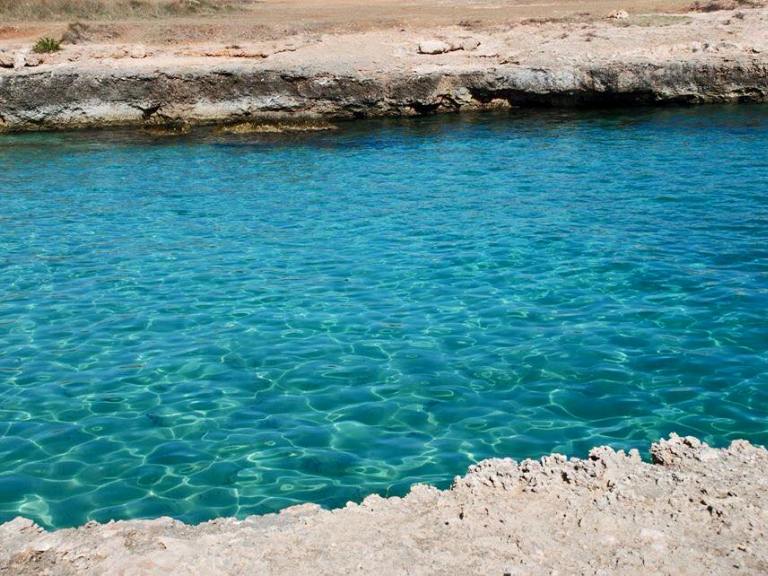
[1,7,767,132]
[0,60,766,132]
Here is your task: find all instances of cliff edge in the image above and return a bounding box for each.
[1,7,767,131]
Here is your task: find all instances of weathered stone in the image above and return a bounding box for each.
[0,7,766,132]
[23,54,44,68]
[607,9,630,19]
[418,40,456,54]
[129,45,148,59]
[0,51,13,69]
[460,38,481,51]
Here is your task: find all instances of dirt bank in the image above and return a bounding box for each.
[1,5,767,131]
[1,434,766,575]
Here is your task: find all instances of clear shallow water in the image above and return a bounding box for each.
[1,107,767,529]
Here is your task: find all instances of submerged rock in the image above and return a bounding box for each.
[142,122,192,136]
[217,119,337,134]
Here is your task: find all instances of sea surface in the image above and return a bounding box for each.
[1,107,767,529]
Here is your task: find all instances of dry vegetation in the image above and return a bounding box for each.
[611,13,692,26]
[0,0,245,20]
[688,0,763,10]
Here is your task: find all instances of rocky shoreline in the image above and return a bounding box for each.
[2,61,768,132]
[1,434,766,575]
[2,6,768,574]
[1,7,768,132]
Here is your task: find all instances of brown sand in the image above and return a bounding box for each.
[1,0,708,45]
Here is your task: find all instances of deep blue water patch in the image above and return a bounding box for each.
[1,107,767,529]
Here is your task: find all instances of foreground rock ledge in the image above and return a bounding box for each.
[1,434,767,575]
[1,8,768,132]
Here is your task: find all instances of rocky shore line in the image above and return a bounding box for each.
[1,7,768,132]
[1,434,766,575]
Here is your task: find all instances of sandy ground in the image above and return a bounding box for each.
[6,5,767,66]
[1,434,766,575]
[1,0,765,62]
[0,0,709,45]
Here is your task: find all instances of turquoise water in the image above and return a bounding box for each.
[1,107,767,529]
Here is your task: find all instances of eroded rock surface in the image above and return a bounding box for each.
[0,7,767,131]
[1,435,766,575]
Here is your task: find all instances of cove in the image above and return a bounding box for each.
[0,106,767,529]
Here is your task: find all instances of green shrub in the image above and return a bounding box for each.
[32,36,62,53]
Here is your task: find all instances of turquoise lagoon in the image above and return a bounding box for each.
[0,107,767,529]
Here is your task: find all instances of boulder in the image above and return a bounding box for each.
[24,54,45,67]
[418,40,456,55]
[0,51,14,69]
[607,9,629,19]
[460,38,481,51]
[129,45,148,59]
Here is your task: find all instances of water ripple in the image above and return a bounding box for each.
[1,107,767,528]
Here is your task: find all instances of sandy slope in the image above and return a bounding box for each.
[1,434,766,575]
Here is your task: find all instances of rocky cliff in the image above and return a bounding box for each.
[1,8,767,131]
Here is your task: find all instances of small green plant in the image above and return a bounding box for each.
[32,36,61,54]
